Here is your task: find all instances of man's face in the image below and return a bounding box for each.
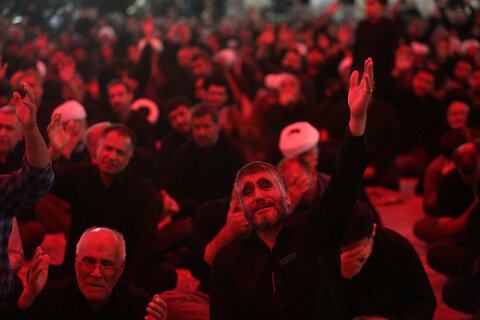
[447,101,469,130]
[282,51,302,72]
[206,85,228,109]
[280,161,317,204]
[168,106,191,134]
[412,71,434,97]
[75,231,124,305]
[96,131,133,176]
[340,231,375,279]
[365,0,384,21]
[192,114,219,148]
[470,70,480,92]
[108,84,133,116]
[454,61,472,84]
[298,146,319,170]
[191,58,210,77]
[19,74,43,103]
[0,113,22,155]
[236,170,291,232]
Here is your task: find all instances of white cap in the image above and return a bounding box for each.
[411,41,430,55]
[279,122,319,158]
[51,100,87,122]
[131,98,159,124]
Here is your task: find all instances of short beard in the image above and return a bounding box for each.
[248,206,290,232]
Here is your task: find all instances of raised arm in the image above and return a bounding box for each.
[348,58,374,137]
[12,84,49,169]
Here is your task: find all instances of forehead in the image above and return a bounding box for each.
[169,106,189,117]
[77,232,118,261]
[192,114,214,125]
[0,112,20,125]
[237,169,281,188]
[449,101,469,111]
[101,131,132,149]
[108,84,128,94]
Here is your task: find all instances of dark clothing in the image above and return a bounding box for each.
[209,130,367,319]
[157,130,190,188]
[0,157,54,300]
[260,98,320,164]
[49,163,158,281]
[437,169,474,218]
[168,133,246,215]
[327,97,401,190]
[25,278,150,320]
[395,91,442,157]
[353,17,397,100]
[344,226,436,320]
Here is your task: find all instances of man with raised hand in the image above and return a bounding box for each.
[209,58,374,319]
[0,84,54,307]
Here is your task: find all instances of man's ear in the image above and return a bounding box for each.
[371,223,377,238]
[118,259,126,276]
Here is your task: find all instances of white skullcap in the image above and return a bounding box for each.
[97,25,116,42]
[51,100,87,122]
[411,41,430,55]
[214,48,238,69]
[279,122,320,158]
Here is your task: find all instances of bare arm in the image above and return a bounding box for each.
[12,84,50,169]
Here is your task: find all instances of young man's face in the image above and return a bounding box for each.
[412,71,434,97]
[236,169,291,232]
[206,84,228,109]
[168,106,191,134]
[192,114,219,148]
[365,0,385,21]
[447,101,469,130]
[108,83,133,116]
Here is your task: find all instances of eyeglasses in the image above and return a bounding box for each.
[77,258,118,274]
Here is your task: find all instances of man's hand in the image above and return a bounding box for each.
[145,294,167,320]
[17,247,49,310]
[284,172,309,211]
[341,243,371,279]
[348,58,374,136]
[47,113,74,160]
[12,84,38,131]
[0,54,8,80]
[160,189,180,217]
[223,196,250,238]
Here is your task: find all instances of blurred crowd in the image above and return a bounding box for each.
[1,0,480,318]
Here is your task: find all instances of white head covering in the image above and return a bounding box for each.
[51,100,87,122]
[279,122,320,158]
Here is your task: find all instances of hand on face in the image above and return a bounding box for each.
[341,241,372,279]
[224,195,250,237]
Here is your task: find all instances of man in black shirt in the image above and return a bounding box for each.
[209,58,374,319]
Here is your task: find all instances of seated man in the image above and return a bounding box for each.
[14,227,167,320]
[209,58,373,319]
[341,202,436,319]
[47,124,176,293]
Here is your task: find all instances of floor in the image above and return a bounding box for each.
[31,180,472,319]
[367,182,472,320]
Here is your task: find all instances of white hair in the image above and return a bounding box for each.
[76,227,126,261]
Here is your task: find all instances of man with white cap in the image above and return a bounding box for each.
[48,100,88,166]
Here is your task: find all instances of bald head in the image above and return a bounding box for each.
[76,227,126,262]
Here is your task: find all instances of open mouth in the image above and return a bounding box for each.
[254,203,274,214]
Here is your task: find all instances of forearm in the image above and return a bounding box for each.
[24,127,50,169]
[348,114,367,137]
[204,228,234,266]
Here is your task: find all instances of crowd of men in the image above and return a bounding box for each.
[0,0,480,318]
